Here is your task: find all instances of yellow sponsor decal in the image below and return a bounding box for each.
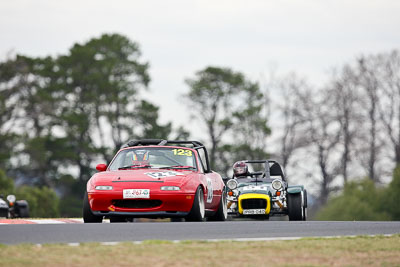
[238,193,271,215]
[172,149,193,156]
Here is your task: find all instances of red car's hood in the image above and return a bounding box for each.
[93,168,195,185]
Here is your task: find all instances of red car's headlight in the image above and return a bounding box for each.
[160,186,180,191]
[95,186,113,190]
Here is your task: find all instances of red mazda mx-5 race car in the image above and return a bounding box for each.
[83,139,227,223]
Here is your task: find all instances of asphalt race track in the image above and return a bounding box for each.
[1,221,400,245]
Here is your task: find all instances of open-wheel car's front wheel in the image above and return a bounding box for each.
[83,192,103,223]
[302,189,307,221]
[185,187,205,222]
[288,193,303,221]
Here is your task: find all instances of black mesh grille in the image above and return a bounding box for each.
[113,199,162,209]
[0,209,8,218]
[241,198,267,209]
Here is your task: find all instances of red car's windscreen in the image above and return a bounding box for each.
[108,147,198,171]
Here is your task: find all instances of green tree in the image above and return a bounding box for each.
[173,126,191,140]
[218,84,271,174]
[184,66,270,173]
[0,169,15,196]
[0,55,66,186]
[0,56,34,171]
[54,33,155,181]
[134,100,172,140]
[316,179,391,221]
[57,174,85,217]
[16,186,60,218]
[383,165,400,220]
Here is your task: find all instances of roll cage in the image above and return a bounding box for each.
[121,139,212,173]
[241,160,286,181]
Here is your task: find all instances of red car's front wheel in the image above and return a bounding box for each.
[208,190,228,221]
[185,187,205,222]
[83,192,103,223]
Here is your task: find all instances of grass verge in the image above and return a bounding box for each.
[0,235,399,266]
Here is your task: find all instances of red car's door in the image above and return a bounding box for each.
[195,147,223,210]
[204,172,223,209]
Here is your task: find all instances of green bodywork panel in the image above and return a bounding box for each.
[287,185,304,194]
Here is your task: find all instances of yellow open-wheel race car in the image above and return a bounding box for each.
[225,160,307,221]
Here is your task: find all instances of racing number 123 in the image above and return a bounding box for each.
[172,149,192,156]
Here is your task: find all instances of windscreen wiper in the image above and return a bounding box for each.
[158,165,196,170]
[118,165,152,170]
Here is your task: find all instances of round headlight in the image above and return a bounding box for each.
[271,179,283,191]
[226,179,238,190]
[7,194,16,203]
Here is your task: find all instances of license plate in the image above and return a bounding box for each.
[123,189,150,199]
[243,209,265,215]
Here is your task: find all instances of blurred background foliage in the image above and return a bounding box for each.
[1,170,59,217]
[317,166,400,220]
[1,33,400,219]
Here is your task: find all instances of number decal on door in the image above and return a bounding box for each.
[206,177,213,203]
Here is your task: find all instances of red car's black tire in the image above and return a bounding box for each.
[185,187,205,222]
[83,192,103,223]
[208,190,228,221]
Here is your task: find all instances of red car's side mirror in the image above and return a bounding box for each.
[96,164,107,172]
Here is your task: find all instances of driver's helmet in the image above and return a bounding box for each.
[233,161,248,177]
[132,150,150,165]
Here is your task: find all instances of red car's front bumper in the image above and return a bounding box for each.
[88,190,195,218]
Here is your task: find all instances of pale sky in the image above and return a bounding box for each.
[1,0,400,139]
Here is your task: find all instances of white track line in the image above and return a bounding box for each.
[65,234,395,247]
